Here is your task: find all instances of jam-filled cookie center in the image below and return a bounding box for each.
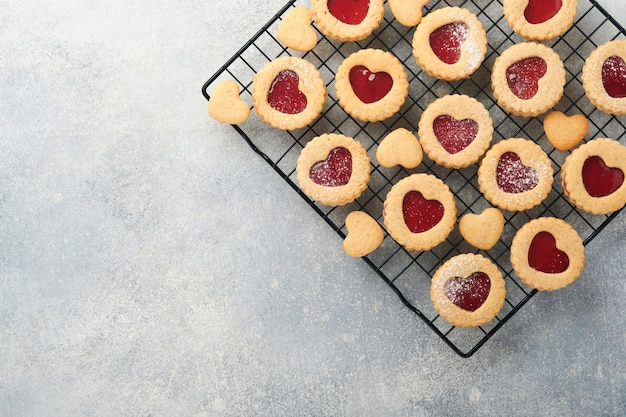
[506,56,547,100]
[267,70,307,115]
[349,65,394,104]
[601,56,626,98]
[528,231,569,273]
[327,0,370,25]
[433,115,479,154]
[582,155,625,197]
[429,21,470,65]
[496,151,539,193]
[402,191,444,233]
[444,272,491,312]
[524,0,563,24]
[309,147,353,187]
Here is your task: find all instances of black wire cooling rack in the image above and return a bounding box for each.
[202,0,626,357]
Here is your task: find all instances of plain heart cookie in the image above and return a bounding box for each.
[459,208,505,250]
[207,80,250,125]
[277,7,318,52]
[543,111,589,151]
[388,0,429,27]
[343,211,384,257]
[376,128,423,169]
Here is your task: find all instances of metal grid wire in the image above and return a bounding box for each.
[202,0,626,357]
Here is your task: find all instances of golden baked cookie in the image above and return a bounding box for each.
[335,49,409,122]
[503,0,578,41]
[376,128,423,169]
[543,111,589,151]
[582,40,626,115]
[389,0,429,27]
[208,80,251,125]
[252,57,327,130]
[277,6,318,53]
[343,211,384,257]
[311,0,385,42]
[412,7,487,81]
[561,138,626,215]
[510,217,585,291]
[383,173,457,251]
[430,254,506,328]
[459,208,505,251]
[296,133,371,206]
[478,138,554,212]
[418,94,494,168]
[491,42,566,117]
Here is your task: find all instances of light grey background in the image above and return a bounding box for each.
[1,0,625,416]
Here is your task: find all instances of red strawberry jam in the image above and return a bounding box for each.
[506,57,547,100]
[309,147,352,187]
[429,22,470,65]
[528,231,569,273]
[444,272,491,312]
[402,191,444,233]
[433,115,479,154]
[496,152,539,193]
[327,0,370,25]
[601,56,626,99]
[524,0,562,24]
[267,70,307,115]
[582,156,625,197]
[349,65,393,104]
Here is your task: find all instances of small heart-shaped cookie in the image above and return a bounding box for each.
[208,80,250,125]
[343,211,384,257]
[543,111,589,151]
[459,208,505,251]
[389,0,429,27]
[376,128,423,169]
[277,7,318,53]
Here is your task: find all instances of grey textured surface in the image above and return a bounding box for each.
[1,0,625,416]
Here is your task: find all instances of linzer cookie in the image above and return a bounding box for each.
[430,254,506,328]
[582,40,626,115]
[418,94,493,168]
[383,173,457,251]
[311,0,385,42]
[503,0,577,41]
[412,7,487,81]
[252,57,327,130]
[561,138,626,215]
[491,42,566,117]
[335,49,409,122]
[296,133,371,206]
[511,217,585,291]
[478,138,554,212]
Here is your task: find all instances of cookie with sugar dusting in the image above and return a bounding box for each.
[431,254,506,328]
[296,133,371,207]
[412,7,487,81]
[311,0,384,42]
[478,138,554,212]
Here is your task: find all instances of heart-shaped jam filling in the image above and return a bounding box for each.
[444,272,491,312]
[582,156,625,197]
[267,70,307,115]
[429,21,470,65]
[402,191,444,233]
[349,65,394,104]
[601,56,626,99]
[506,57,547,100]
[433,115,479,154]
[496,152,539,193]
[309,147,352,187]
[327,0,370,25]
[524,0,562,24]
[528,231,569,273]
